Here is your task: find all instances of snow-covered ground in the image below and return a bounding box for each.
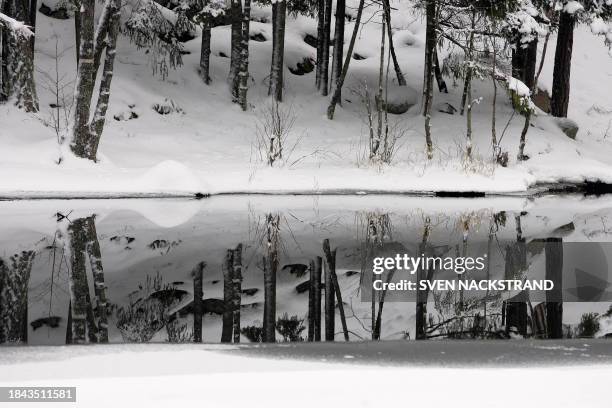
[2,1,612,197]
[1,344,611,408]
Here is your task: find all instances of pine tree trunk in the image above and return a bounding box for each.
[326,0,365,119]
[229,0,242,102]
[331,0,345,95]
[238,0,250,110]
[68,218,92,344]
[90,0,121,152]
[193,262,205,343]
[199,16,211,84]
[422,0,436,159]
[315,0,324,90]
[268,0,285,102]
[551,11,574,118]
[320,0,332,95]
[221,249,234,343]
[232,244,242,343]
[324,249,335,341]
[382,0,405,86]
[70,0,96,160]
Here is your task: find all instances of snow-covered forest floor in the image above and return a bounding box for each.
[2,1,612,197]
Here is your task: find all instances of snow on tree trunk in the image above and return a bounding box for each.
[193,262,205,343]
[330,0,344,95]
[232,244,242,343]
[90,0,121,148]
[422,0,436,160]
[238,0,250,110]
[70,0,97,160]
[551,11,574,118]
[263,214,279,343]
[229,0,242,103]
[199,16,211,84]
[326,0,365,119]
[268,0,286,102]
[0,251,35,344]
[320,0,332,95]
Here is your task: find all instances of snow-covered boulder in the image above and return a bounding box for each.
[383,86,418,114]
[555,117,580,140]
[39,0,69,19]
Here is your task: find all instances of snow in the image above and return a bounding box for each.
[0,12,34,37]
[1,1,612,197]
[0,345,611,407]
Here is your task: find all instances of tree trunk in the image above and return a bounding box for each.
[382,0,405,86]
[221,249,234,343]
[232,244,243,343]
[268,0,286,102]
[229,0,242,102]
[517,110,531,161]
[324,247,335,341]
[326,0,365,119]
[74,0,80,65]
[314,256,322,341]
[331,0,345,95]
[83,216,108,342]
[67,218,92,344]
[70,0,96,160]
[415,218,431,340]
[308,260,315,341]
[422,0,436,159]
[263,214,279,342]
[320,0,332,95]
[0,251,35,344]
[433,48,447,92]
[323,239,349,341]
[545,238,563,339]
[551,11,574,118]
[315,0,324,90]
[90,0,121,151]
[199,16,211,84]
[193,262,205,343]
[238,0,250,110]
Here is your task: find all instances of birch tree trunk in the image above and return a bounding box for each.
[326,0,365,119]
[268,0,285,102]
[331,0,345,95]
[238,0,250,110]
[199,16,212,84]
[422,0,436,159]
[551,11,574,118]
[70,0,96,160]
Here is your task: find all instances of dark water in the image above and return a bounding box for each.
[1,195,612,345]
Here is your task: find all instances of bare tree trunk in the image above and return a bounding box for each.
[415,218,431,340]
[229,0,242,102]
[551,11,574,118]
[238,0,251,110]
[221,249,234,343]
[193,262,205,343]
[324,247,335,341]
[315,0,324,90]
[74,0,80,65]
[460,8,476,117]
[90,0,121,149]
[68,218,92,343]
[70,0,96,160]
[331,0,345,95]
[199,16,211,84]
[382,0,406,86]
[433,49,447,92]
[263,214,279,342]
[517,110,530,161]
[326,0,365,119]
[308,259,315,341]
[320,0,332,95]
[314,256,322,341]
[82,217,108,342]
[232,244,243,343]
[545,238,563,338]
[0,251,35,344]
[268,0,286,102]
[323,239,349,341]
[422,0,436,159]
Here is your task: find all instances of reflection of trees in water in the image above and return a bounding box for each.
[0,251,35,343]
